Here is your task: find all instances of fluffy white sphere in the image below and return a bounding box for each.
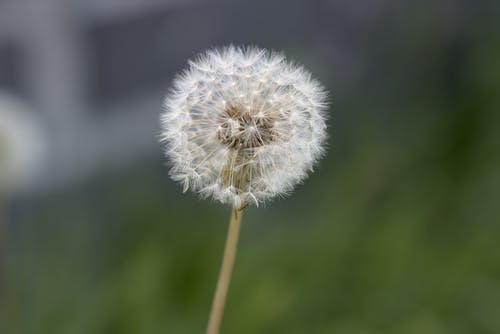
[161,46,328,207]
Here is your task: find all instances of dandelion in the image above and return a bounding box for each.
[160,46,329,334]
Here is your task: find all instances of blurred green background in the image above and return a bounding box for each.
[1,1,500,333]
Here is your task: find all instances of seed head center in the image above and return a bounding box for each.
[217,105,275,149]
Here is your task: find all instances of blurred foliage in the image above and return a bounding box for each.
[2,2,500,334]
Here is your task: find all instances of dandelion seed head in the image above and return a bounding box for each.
[161,46,329,207]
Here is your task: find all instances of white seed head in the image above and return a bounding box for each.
[161,46,329,207]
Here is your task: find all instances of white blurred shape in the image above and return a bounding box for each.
[0,92,47,193]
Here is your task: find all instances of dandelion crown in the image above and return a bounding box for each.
[161,46,328,207]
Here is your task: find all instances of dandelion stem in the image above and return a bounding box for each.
[206,206,244,334]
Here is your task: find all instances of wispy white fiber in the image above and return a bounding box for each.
[161,46,329,207]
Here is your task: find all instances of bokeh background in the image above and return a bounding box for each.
[1,0,500,333]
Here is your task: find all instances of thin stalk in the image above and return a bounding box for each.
[206,206,244,334]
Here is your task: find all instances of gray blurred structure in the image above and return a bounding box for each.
[0,0,198,193]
